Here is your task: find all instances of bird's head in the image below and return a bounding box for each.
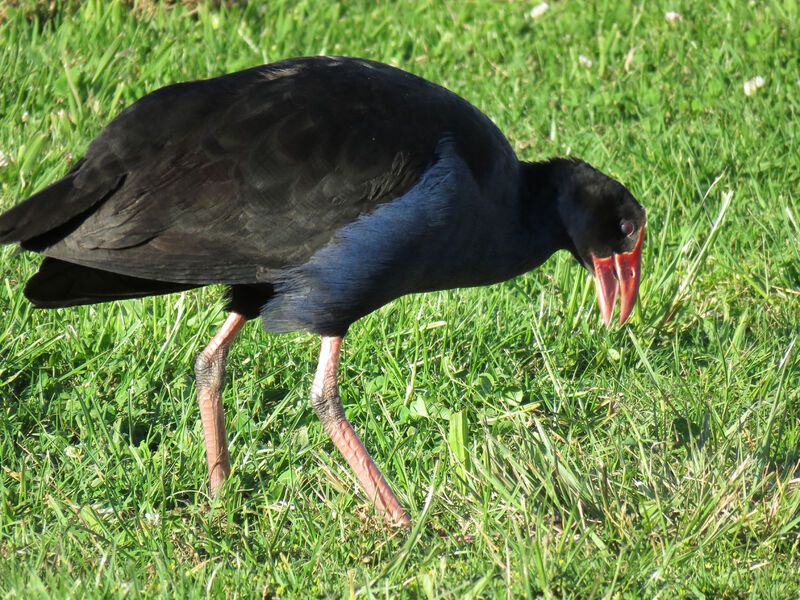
[555,160,645,326]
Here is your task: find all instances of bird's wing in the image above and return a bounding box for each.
[12,57,509,285]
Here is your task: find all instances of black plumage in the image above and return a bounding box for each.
[3,58,506,330]
[0,56,645,525]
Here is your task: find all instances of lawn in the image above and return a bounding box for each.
[1,1,798,598]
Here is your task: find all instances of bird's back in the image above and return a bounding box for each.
[0,57,522,332]
[2,57,513,281]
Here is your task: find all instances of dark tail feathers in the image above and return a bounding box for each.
[0,159,122,250]
[25,258,197,308]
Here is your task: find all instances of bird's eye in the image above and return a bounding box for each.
[620,220,634,236]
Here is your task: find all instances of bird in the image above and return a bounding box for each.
[0,56,645,527]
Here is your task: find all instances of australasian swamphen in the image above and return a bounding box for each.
[0,56,645,527]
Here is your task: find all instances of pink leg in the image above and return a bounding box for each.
[194,312,247,496]
[311,336,411,527]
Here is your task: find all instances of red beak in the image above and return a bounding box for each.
[590,216,645,327]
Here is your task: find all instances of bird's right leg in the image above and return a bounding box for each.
[310,336,411,527]
[194,312,247,496]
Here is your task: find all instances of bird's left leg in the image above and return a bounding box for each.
[194,311,247,496]
[310,336,411,527]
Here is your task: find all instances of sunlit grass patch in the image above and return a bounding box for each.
[1,0,798,598]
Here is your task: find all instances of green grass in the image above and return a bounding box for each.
[1,0,799,597]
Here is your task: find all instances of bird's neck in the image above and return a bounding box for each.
[514,159,573,267]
